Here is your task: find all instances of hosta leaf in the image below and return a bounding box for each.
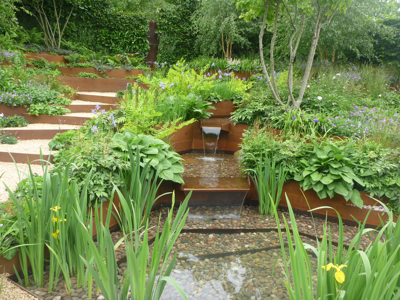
[313,182,324,192]
[302,169,313,177]
[339,166,353,173]
[142,148,158,155]
[317,189,328,199]
[326,189,335,199]
[329,161,342,168]
[320,174,334,185]
[3,247,17,260]
[334,181,350,196]
[344,189,353,201]
[327,182,336,190]
[350,189,363,208]
[329,166,340,175]
[315,147,329,159]
[311,172,322,182]
[170,163,185,173]
[294,174,304,181]
[172,173,184,184]
[159,169,174,181]
[160,158,172,169]
[333,154,345,161]
[340,174,353,184]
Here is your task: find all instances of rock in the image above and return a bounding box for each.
[97,295,105,300]
[52,297,62,300]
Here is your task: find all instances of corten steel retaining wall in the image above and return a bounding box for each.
[57,67,146,78]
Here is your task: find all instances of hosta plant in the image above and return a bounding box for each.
[112,130,185,184]
[294,142,365,207]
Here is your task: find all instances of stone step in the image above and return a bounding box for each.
[65,100,116,113]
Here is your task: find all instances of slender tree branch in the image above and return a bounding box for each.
[59,5,75,49]
[259,0,284,106]
[269,1,281,98]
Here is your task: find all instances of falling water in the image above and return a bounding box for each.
[201,127,221,161]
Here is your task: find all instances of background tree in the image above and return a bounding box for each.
[0,0,22,36]
[20,0,89,49]
[237,0,352,108]
[192,0,254,60]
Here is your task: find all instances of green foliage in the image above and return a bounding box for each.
[375,18,400,68]
[156,0,199,63]
[27,104,71,116]
[293,141,365,207]
[54,133,128,204]
[14,174,44,201]
[0,0,22,36]
[350,141,400,211]
[81,188,191,300]
[0,132,18,144]
[192,0,257,60]
[74,72,101,78]
[48,130,80,151]
[0,114,28,128]
[275,198,400,300]
[202,74,251,103]
[248,153,286,215]
[240,126,313,179]
[63,0,149,55]
[112,130,185,184]
[6,161,95,291]
[231,94,274,125]
[139,60,217,98]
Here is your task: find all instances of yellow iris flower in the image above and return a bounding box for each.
[52,229,60,239]
[52,215,58,223]
[50,206,61,212]
[322,263,347,283]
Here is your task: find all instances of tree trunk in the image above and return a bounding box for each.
[259,0,284,106]
[287,12,305,106]
[293,10,323,109]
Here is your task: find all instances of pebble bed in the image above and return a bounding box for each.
[20,205,376,300]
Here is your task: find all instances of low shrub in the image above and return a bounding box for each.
[0,115,28,128]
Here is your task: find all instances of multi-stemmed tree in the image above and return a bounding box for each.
[236,0,351,108]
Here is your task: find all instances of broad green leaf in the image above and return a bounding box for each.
[320,174,334,185]
[317,189,327,199]
[333,154,346,161]
[294,174,304,181]
[339,166,353,173]
[329,161,342,168]
[326,189,335,199]
[327,182,336,190]
[160,158,172,169]
[350,189,363,208]
[313,182,324,192]
[170,163,185,173]
[334,181,350,196]
[315,147,329,159]
[160,169,174,181]
[340,174,353,184]
[311,172,322,182]
[142,148,158,155]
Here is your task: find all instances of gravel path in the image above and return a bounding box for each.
[1,124,81,130]
[0,139,53,154]
[70,100,109,105]
[0,274,36,300]
[0,162,44,202]
[78,91,116,97]
[65,112,97,118]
